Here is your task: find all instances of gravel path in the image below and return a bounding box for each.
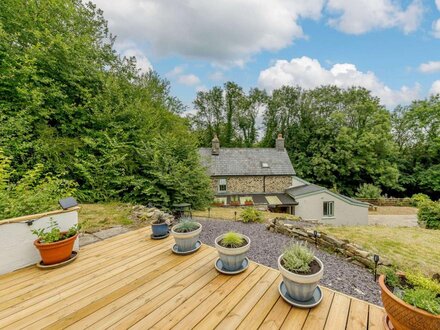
[196,218,382,306]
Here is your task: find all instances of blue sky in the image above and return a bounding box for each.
[93,0,440,109]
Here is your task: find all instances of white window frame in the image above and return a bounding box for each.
[218,178,227,192]
[323,201,334,217]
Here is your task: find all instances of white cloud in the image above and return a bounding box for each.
[115,41,152,73]
[92,0,325,65]
[433,19,440,38]
[209,71,225,81]
[258,56,420,107]
[436,0,440,10]
[326,0,424,34]
[419,61,440,73]
[177,74,201,86]
[430,80,440,95]
[196,85,209,92]
[166,66,185,78]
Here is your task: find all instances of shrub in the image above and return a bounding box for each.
[0,150,77,220]
[282,243,315,273]
[355,183,382,199]
[240,208,264,223]
[220,231,245,248]
[417,200,440,229]
[173,219,200,233]
[411,193,431,207]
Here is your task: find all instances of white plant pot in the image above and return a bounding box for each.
[215,234,250,271]
[171,223,202,252]
[278,254,324,301]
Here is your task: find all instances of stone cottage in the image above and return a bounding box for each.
[199,134,369,226]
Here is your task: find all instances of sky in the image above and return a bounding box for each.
[92,0,440,111]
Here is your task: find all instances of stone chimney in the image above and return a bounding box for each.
[276,133,284,151]
[212,134,220,155]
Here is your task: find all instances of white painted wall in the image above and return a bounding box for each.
[0,209,79,275]
[295,191,368,226]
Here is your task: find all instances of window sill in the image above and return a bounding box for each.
[321,216,335,220]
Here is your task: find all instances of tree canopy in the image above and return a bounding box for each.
[0,0,212,209]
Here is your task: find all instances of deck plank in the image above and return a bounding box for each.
[0,228,386,330]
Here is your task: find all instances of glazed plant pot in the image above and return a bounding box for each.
[34,233,78,265]
[379,275,440,330]
[171,223,202,252]
[278,255,324,302]
[151,222,168,236]
[215,234,250,271]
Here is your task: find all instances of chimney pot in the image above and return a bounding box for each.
[276,133,284,151]
[212,134,220,155]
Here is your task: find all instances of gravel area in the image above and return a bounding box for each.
[196,217,382,306]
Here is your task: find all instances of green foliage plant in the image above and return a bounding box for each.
[173,219,200,233]
[240,208,264,223]
[384,268,440,315]
[31,219,80,244]
[355,183,382,199]
[220,231,245,248]
[411,193,431,207]
[282,243,315,273]
[417,200,440,229]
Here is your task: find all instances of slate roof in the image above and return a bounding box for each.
[216,193,297,206]
[199,148,295,176]
[285,184,326,196]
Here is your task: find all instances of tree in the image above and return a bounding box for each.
[0,0,211,209]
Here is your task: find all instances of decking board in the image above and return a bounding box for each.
[0,227,386,329]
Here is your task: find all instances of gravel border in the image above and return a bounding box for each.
[196,217,382,306]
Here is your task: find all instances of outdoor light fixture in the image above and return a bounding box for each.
[313,230,319,247]
[59,197,78,210]
[234,211,237,221]
[208,207,211,218]
[373,254,380,281]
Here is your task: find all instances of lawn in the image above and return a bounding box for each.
[79,203,133,233]
[319,225,440,276]
[368,206,418,215]
[192,206,299,222]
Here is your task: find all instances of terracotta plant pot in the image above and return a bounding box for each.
[230,201,240,206]
[34,233,78,265]
[215,234,250,271]
[211,202,224,207]
[379,275,440,330]
[244,201,253,206]
[278,255,324,301]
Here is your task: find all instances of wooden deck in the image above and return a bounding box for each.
[0,228,386,329]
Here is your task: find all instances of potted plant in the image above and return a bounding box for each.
[379,269,440,330]
[151,214,169,237]
[230,196,240,206]
[211,198,225,207]
[171,219,202,253]
[215,231,250,272]
[278,243,324,302]
[32,220,80,265]
[244,198,253,206]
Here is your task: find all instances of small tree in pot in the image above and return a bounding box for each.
[171,219,202,252]
[151,214,170,237]
[32,220,80,265]
[278,243,324,302]
[215,231,250,271]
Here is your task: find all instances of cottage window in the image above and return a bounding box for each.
[218,178,227,192]
[323,201,334,217]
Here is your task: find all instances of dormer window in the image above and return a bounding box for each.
[261,162,270,168]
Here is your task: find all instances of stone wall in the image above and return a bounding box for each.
[266,218,392,269]
[210,175,292,194]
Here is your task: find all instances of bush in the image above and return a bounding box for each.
[417,201,440,229]
[282,243,314,273]
[240,208,264,223]
[411,193,431,207]
[0,150,77,220]
[355,183,382,199]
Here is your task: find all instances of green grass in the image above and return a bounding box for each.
[79,203,133,233]
[319,225,440,276]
